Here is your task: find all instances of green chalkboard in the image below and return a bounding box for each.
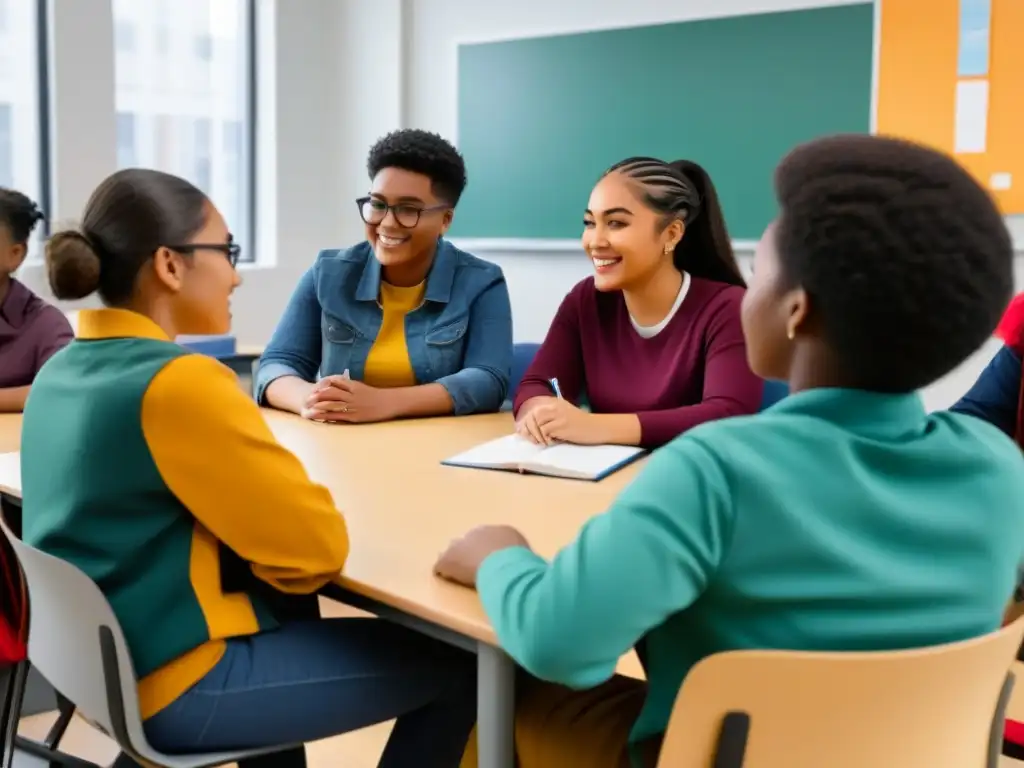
[453,4,874,241]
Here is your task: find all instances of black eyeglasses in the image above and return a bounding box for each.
[356,196,449,229]
[168,241,242,268]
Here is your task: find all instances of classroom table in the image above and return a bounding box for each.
[0,415,19,454]
[0,411,647,767]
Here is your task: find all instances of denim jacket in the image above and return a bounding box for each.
[254,239,513,415]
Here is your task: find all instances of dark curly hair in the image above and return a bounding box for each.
[775,133,1013,393]
[0,188,45,245]
[367,129,467,206]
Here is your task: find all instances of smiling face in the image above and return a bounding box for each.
[363,167,453,277]
[582,172,683,292]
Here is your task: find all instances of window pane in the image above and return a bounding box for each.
[0,0,43,205]
[113,0,252,258]
[958,0,991,78]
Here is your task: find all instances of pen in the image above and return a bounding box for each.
[549,377,563,399]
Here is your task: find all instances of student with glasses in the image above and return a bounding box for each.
[20,168,477,767]
[256,129,513,424]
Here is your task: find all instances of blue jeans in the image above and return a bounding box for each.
[143,619,476,768]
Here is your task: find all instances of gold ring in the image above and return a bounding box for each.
[340,406,349,413]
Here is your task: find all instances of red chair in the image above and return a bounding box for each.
[1,496,79,768]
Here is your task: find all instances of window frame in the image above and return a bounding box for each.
[108,0,259,264]
[240,0,257,264]
[31,0,51,241]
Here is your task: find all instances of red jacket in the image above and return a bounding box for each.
[993,294,1024,447]
[0,537,27,665]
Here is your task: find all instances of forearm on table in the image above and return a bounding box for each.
[0,386,30,413]
[587,413,643,446]
[263,375,315,414]
[387,383,453,418]
[637,399,752,449]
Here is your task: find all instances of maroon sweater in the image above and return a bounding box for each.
[513,276,762,448]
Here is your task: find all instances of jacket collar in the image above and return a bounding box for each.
[355,238,457,304]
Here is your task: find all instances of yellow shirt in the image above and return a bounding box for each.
[362,281,426,388]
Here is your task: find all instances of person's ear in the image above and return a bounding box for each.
[785,287,809,340]
[152,247,189,293]
[663,219,684,253]
[6,242,28,273]
[438,208,454,236]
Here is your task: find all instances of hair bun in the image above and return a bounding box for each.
[45,230,101,300]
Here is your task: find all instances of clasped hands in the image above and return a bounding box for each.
[300,374,396,424]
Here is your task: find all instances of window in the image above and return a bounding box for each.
[954,0,992,154]
[0,0,46,223]
[0,104,11,187]
[155,26,170,54]
[222,120,242,237]
[194,118,212,191]
[193,33,214,62]
[114,20,135,53]
[113,0,255,260]
[116,111,137,168]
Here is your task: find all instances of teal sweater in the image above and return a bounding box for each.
[478,389,1024,744]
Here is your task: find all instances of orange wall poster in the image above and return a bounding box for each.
[876,0,1024,214]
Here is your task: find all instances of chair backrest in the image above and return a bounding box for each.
[759,379,788,411]
[0,508,148,752]
[658,616,1024,768]
[510,342,541,397]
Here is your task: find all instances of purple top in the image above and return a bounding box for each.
[0,279,74,388]
[513,276,763,449]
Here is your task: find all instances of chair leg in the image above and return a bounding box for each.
[41,695,74,750]
[2,662,29,768]
[12,736,101,768]
[2,664,99,768]
[237,747,307,768]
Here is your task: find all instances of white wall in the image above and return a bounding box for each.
[17,0,1023,409]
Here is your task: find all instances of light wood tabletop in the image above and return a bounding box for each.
[0,413,20,454]
[260,409,646,645]
[0,409,648,678]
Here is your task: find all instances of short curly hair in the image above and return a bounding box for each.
[367,129,467,206]
[775,134,1013,393]
[0,187,44,244]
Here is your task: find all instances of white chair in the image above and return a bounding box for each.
[0,508,300,768]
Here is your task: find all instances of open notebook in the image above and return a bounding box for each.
[442,434,645,481]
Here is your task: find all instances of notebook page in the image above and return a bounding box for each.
[444,434,547,468]
[532,443,643,479]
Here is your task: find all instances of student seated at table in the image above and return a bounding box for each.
[256,129,512,424]
[950,293,1024,440]
[513,157,761,450]
[20,168,476,768]
[437,135,1024,768]
[0,188,73,412]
